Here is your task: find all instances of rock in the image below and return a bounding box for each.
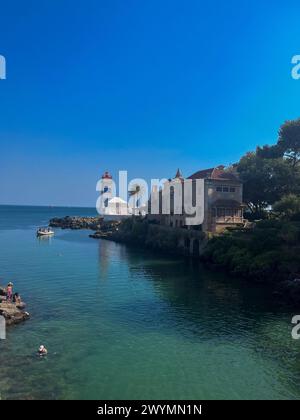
[0,285,29,326]
[0,302,30,326]
[90,231,110,239]
[50,216,121,239]
[88,221,121,239]
[49,216,104,230]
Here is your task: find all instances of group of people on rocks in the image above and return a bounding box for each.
[2,282,22,305]
[1,281,48,356]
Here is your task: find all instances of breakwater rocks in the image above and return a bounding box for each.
[89,220,121,239]
[49,216,122,237]
[49,216,104,230]
[0,288,29,326]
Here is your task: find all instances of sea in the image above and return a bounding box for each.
[0,205,299,400]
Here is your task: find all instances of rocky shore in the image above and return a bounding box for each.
[0,287,30,326]
[49,215,122,237]
[89,220,121,239]
[49,216,104,230]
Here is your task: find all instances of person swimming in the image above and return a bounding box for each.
[38,345,48,356]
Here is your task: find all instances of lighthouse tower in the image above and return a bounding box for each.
[97,171,114,215]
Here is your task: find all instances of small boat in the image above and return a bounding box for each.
[36,227,54,237]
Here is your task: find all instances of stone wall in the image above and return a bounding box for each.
[109,218,207,257]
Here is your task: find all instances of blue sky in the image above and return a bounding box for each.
[1,0,300,206]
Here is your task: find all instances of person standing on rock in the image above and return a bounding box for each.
[6,282,13,302]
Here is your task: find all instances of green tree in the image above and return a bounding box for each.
[237,118,300,216]
[237,152,280,215]
[273,194,300,219]
[256,144,281,159]
[278,118,300,167]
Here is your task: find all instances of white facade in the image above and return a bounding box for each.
[104,197,129,216]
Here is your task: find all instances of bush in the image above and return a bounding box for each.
[273,194,300,219]
[202,220,300,284]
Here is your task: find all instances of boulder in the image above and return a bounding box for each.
[49,216,104,230]
[0,288,30,326]
[0,302,30,326]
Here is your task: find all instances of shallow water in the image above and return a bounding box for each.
[0,205,299,400]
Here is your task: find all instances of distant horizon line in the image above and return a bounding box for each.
[0,204,96,209]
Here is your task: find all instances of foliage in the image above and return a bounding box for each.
[278,118,300,167]
[202,220,300,283]
[237,118,300,216]
[273,194,300,220]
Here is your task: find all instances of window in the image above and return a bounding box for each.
[103,186,109,193]
[217,208,225,217]
[234,209,241,217]
[225,208,235,217]
[216,185,236,193]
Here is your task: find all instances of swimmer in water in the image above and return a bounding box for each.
[38,345,48,356]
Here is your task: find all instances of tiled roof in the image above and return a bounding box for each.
[188,166,239,181]
[188,168,215,179]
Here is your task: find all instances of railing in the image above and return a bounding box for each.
[214,216,244,224]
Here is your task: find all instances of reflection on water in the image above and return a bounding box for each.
[0,206,299,400]
[37,235,53,246]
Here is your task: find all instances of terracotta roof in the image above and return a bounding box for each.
[188,168,214,179]
[188,166,239,181]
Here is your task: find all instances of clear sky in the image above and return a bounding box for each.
[1,0,300,206]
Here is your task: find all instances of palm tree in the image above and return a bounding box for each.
[128,184,143,215]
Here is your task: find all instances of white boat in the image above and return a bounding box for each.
[37,227,54,236]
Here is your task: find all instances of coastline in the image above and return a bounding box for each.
[48,215,300,307]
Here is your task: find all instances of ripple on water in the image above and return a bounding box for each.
[0,209,299,399]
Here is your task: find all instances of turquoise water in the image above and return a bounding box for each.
[0,205,299,400]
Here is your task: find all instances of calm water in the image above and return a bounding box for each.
[0,205,299,400]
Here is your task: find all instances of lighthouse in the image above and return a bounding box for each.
[96,171,129,216]
[97,171,114,215]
